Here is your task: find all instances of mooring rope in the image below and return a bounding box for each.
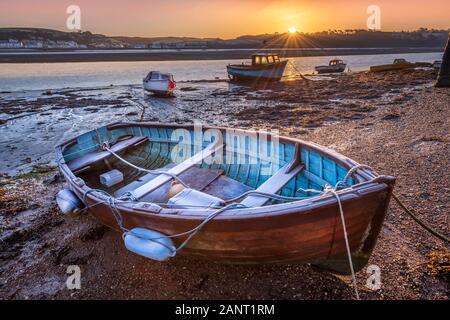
[330,163,450,299]
[392,193,449,242]
[326,187,360,299]
[138,203,247,255]
[285,60,310,80]
[79,187,247,255]
[340,165,449,242]
[282,181,361,300]
[76,162,448,301]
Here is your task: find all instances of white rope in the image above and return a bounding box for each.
[341,164,378,187]
[292,164,376,300]
[140,203,247,254]
[325,187,360,300]
[79,161,375,300]
[290,182,361,300]
[102,144,191,189]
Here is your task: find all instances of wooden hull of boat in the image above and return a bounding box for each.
[370,63,416,72]
[227,60,288,81]
[78,183,391,273]
[56,122,395,274]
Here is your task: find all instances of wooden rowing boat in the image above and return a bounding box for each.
[55,122,395,274]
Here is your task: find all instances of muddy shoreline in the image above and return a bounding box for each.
[0,68,448,299]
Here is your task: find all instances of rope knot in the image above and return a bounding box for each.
[101,141,111,150]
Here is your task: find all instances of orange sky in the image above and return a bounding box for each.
[0,0,448,38]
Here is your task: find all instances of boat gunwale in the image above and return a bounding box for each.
[55,121,392,219]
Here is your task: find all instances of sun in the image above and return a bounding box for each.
[288,26,297,34]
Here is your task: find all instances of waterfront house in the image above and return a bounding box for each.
[22,40,44,49]
[0,39,23,49]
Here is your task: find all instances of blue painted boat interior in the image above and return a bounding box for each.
[63,125,354,201]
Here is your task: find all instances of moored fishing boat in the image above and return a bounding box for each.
[315,59,347,74]
[55,122,395,274]
[227,53,288,82]
[370,58,416,72]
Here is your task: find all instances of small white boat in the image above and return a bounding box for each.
[315,59,347,74]
[143,71,176,96]
[433,60,442,70]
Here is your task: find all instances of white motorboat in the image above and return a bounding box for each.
[143,71,176,96]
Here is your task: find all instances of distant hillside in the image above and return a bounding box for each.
[263,29,449,48]
[0,27,448,49]
[0,28,107,43]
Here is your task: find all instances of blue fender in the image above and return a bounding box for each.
[124,228,176,261]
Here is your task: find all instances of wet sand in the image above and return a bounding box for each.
[0,68,448,299]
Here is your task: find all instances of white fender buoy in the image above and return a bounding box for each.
[56,188,83,216]
[124,227,176,261]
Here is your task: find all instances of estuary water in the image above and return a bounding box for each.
[0,52,442,92]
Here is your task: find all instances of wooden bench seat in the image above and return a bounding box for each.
[239,144,304,207]
[114,165,223,202]
[67,136,148,173]
[240,163,305,207]
[131,141,224,200]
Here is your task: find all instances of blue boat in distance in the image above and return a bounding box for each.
[227,53,288,82]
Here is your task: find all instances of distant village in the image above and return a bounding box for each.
[0,28,448,50]
[0,38,210,50]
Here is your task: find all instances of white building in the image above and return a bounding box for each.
[184,41,208,49]
[22,40,44,49]
[150,42,163,49]
[164,42,179,49]
[0,39,23,49]
[45,40,79,49]
[57,41,79,48]
[110,43,125,48]
[90,43,108,48]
